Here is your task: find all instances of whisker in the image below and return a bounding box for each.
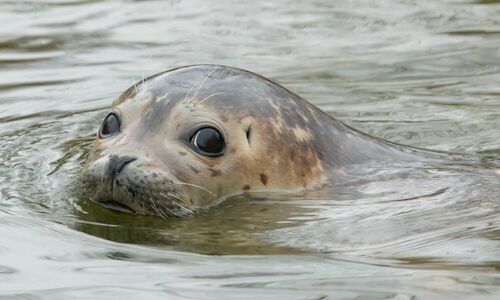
[152,201,168,219]
[159,192,195,216]
[188,66,219,105]
[131,77,139,95]
[196,92,231,106]
[157,202,171,218]
[161,191,184,204]
[182,80,198,104]
[173,181,216,197]
[174,204,194,216]
[148,197,165,218]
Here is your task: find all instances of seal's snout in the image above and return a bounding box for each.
[106,155,137,179]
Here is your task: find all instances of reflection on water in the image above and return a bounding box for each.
[0,0,499,298]
[76,195,309,255]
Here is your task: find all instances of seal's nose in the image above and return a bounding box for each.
[106,155,137,179]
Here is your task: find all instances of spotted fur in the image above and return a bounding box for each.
[81,65,426,217]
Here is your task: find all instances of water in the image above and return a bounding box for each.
[0,0,499,298]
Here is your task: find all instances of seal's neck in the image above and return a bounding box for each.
[311,109,443,169]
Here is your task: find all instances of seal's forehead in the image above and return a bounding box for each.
[113,65,284,107]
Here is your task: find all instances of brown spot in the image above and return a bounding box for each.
[242,184,250,190]
[188,165,199,174]
[219,114,228,122]
[209,168,222,177]
[176,123,181,129]
[178,151,187,156]
[260,173,268,185]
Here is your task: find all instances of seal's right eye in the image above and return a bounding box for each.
[99,113,120,138]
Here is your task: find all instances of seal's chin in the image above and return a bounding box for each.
[98,200,136,214]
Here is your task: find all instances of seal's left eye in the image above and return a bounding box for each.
[191,127,225,157]
[99,113,120,138]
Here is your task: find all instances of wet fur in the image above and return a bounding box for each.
[81,65,444,217]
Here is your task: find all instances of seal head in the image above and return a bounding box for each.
[81,65,412,217]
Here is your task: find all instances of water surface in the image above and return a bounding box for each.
[0,0,499,299]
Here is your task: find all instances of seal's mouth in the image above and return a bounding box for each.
[98,200,136,214]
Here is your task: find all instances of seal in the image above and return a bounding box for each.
[81,65,436,217]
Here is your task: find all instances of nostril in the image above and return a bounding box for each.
[107,155,137,179]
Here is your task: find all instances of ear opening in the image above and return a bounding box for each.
[245,125,251,146]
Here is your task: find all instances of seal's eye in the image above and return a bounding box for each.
[191,127,225,157]
[99,113,120,138]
